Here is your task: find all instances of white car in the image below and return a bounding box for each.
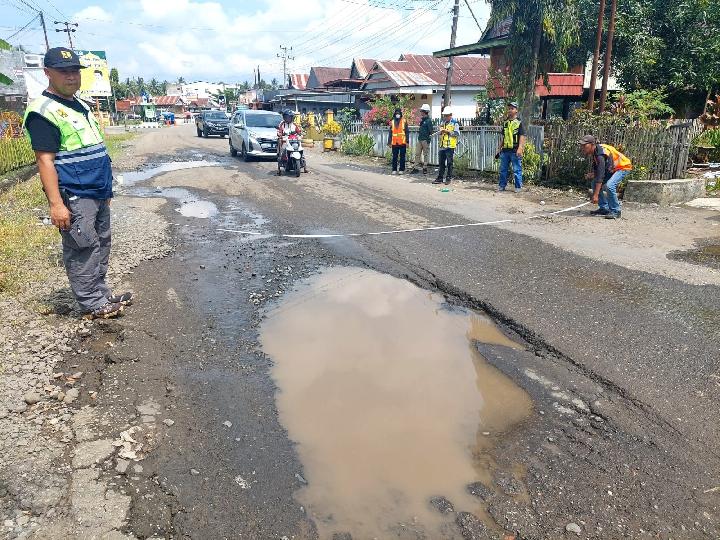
[229,110,283,161]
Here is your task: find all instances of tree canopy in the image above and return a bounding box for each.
[569,0,719,112]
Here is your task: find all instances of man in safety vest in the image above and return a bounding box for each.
[579,134,633,219]
[496,101,525,192]
[433,107,459,185]
[24,47,132,319]
[387,108,409,175]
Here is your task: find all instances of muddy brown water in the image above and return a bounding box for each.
[260,267,533,539]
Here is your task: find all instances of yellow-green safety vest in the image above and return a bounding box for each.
[439,120,458,149]
[502,119,522,150]
[24,95,113,199]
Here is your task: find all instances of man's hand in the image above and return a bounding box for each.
[591,194,599,205]
[50,201,71,230]
[516,147,524,157]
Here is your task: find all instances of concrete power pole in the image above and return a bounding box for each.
[278,45,294,89]
[442,0,461,109]
[54,20,78,49]
[39,12,49,52]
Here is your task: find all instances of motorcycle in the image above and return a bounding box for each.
[277,129,307,177]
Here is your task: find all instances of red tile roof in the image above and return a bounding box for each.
[308,67,352,89]
[190,98,210,107]
[153,95,186,106]
[115,97,141,112]
[353,58,376,78]
[489,73,584,98]
[289,73,308,90]
[364,54,490,88]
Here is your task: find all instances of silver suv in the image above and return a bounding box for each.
[229,110,283,161]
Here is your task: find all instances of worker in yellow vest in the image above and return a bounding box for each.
[23,48,132,319]
[495,101,526,192]
[387,108,409,175]
[579,135,633,219]
[433,107,459,185]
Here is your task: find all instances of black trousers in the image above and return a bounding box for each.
[391,145,406,171]
[438,148,454,179]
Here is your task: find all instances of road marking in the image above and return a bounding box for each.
[217,202,590,239]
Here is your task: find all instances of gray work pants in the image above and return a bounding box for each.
[60,196,112,313]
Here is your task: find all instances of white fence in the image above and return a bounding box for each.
[346,120,544,173]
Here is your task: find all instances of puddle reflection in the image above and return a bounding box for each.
[260,267,532,538]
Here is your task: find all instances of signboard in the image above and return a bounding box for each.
[75,50,112,98]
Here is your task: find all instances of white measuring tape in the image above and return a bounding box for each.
[216,201,590,239]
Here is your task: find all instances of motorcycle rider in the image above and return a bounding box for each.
[277,109,304,174]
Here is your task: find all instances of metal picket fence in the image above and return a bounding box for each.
[349,120,544,173]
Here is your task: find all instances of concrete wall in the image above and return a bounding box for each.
[624,178,706,205]
[430,91,478,118]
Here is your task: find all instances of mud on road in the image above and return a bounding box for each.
[4,124,718,540]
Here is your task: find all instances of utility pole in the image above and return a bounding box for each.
[39,12,49,52]
[277,45,294,89]
[599,0,617,113]
[586,0,606,111]
[54,20,78,49]
[442,0,460,109]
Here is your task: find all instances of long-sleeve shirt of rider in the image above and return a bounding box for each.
[278,121,302,139]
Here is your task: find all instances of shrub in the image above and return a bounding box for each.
[690,128,720,163]
[341,134,375,156]
[453,153,471,177]
[520,141,543,182]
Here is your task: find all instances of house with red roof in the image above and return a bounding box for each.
[153,95,188,114]
[288,73,309,90]
[433,17,587,119]
[361,53,491,118]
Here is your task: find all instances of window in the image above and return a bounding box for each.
[245,113,282,128]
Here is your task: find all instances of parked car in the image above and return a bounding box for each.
[196,110,229,138]
[229,110,283,161]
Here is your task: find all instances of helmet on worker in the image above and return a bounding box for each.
[442,106,452,118]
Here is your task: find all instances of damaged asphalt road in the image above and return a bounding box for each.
[5,124,718,540]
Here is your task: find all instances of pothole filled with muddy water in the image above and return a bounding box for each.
[260,267,533,539]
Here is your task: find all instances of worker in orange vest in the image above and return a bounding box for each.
[387,107,409,175]
[579,134,633,219]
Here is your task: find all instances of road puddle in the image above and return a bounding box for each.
[126,186,218,219]
[261,267,532,539]
[116,160,223,185]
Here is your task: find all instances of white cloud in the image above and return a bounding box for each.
[70,0,490,84]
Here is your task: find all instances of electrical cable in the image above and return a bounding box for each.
[5,13,39,41]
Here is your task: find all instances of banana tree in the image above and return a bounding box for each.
[0,38,13,85]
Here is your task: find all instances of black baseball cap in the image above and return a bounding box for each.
[578,135,597,145]
[44,47,84,69]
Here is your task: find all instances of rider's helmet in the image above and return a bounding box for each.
[282,109,294,121]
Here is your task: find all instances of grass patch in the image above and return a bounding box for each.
[0,137,35,175]
[0,178,60,294]
[105,132,136,160]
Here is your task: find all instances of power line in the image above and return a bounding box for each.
[290,0,445,72]
[5,13,39,41]
[73,16,308,33]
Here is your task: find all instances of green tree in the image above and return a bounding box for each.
[148,78,161,95]
[570,0,719,115]
[0,39,12,85]
[176,76,186,84]
[487,0,579,124]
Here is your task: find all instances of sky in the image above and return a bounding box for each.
[2,0,491,84]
